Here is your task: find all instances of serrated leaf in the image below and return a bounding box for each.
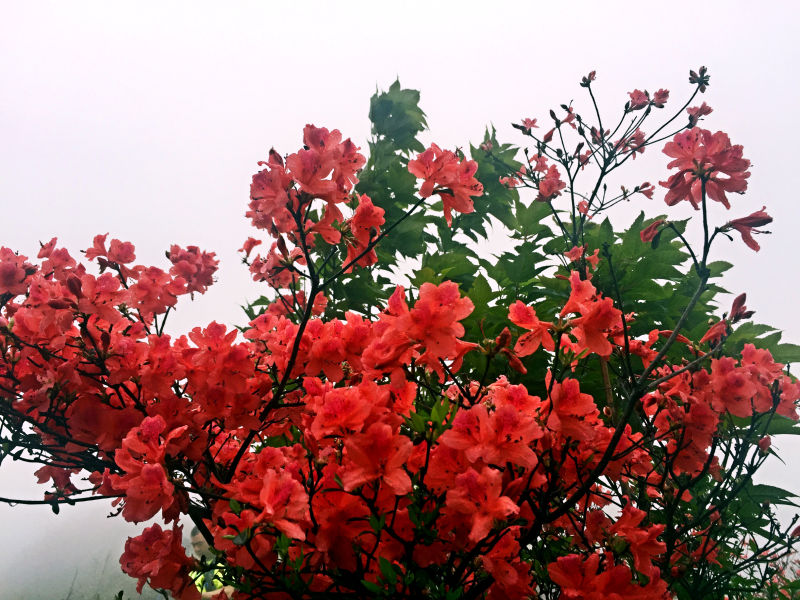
[745,483,798,507]
[469,274,493,307]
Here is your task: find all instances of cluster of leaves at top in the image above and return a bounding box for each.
[1,68,800,600]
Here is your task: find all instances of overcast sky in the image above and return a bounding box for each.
[1,1,799,597]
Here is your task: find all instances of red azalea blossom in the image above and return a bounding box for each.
[729,292,754,322]
[687,101,713,126]
[408,143,484,226]
[120,524,198,599]
[344,194,385,270]
[536,164,566,201]
[628,89,650,110]
[660,128,750,209]
[0,248,35,296]
[508,300,555,356]
[700,320,728,344]
[445,466,520,543]
[724,206,772,251]
[640,219,665,243]
[652,88,669,108]
[615,128,646,158]
[1,85,797,600]
[638,181,655,199]
[167,245,219,295]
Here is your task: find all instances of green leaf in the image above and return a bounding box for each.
[773,342,800,364]
[431,396,451,426]
[407,411,426,433]
[232,528,251,545]
[379,557,398,584]
[469,274,494,307]
[362,580,384,595]
[369,514,386,534]
[706,260,734,278]
[369,80,427,153]
[229,499,242,516]
[745,483,798,507]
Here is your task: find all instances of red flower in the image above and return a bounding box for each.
[635,182,654,199]
[445,467,519,543]
[439,402,541,469]
[344,194,385,270]
[0,248,35,296]
[84,233,136,265]
[607,501,666,575]
[615,128,645,159]
[536,164,566,202]
[548,552,669,599]
[729,292,754,322]
[700,320,728,344]
[640,220,665,243]
[257,469,309,540]
[724,207,772,251]
[652,89,669,108]
[238,236,262,258]
[109,416,189,523]
[342,421,413,495]
[628,89,650,110]
[167,245,218,295]
[365,282,477,381]
[687,102,713,126]
[119,524,199,599]
[508,300,554,356]
[408,143,484,227]
[660,128,750,209]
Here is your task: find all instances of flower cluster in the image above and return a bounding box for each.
[408,143,484,226]
[1,73,796,600]
[660,128,750,209]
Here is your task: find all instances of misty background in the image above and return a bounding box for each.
[1,1,799,598]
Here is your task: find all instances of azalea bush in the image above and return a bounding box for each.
[1,68,800,600]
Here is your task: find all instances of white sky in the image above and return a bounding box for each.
[1,1,799,597]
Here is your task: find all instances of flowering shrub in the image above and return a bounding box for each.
[1,71,799,599]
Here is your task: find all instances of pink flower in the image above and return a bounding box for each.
[168,245,219,295]
[408,144,484,227]
[536,165,566,202]
[724,207,772,251]
[640,220,665,243]
[652,89,669,108]
[729,293,754,323]
[687,102,713,126]
[638,182,655,199]
[0,248,34,296]
[660,128,750,209]
[628,89,650,110]
[615,128,646,159]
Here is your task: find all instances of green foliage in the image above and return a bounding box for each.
[368,80,427,154]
